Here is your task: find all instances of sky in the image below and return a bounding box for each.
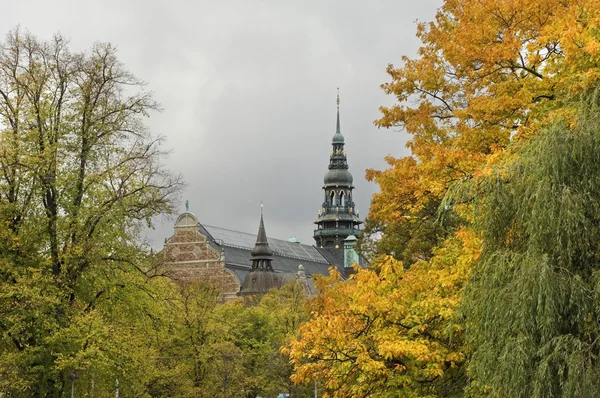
[3,0,443,247]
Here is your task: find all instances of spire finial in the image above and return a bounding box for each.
[335,88,341,136]
[185,200,189,212]
[261,201,263,217]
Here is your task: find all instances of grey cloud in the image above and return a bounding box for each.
[3,0,443,246]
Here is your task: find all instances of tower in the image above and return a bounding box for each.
[313,91,362,248]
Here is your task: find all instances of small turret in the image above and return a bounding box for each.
[250,208,274,270]
[239,204,286,296]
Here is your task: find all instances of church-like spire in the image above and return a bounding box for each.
[333,88,344,144]
[239,204,284,296]
[250,203,274,270]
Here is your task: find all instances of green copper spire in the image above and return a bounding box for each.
[336,88,341,134]
[333,88,344,144]
[314,90,362,249]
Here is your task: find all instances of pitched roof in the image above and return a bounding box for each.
[198,224,333,284]
[200,224,329,264]
[315,246,346,275]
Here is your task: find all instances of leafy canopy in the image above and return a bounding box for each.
[462,95,600,397]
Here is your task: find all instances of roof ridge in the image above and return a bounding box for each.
[202,223,318,249]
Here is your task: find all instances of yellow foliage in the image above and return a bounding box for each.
[288,229,480,397]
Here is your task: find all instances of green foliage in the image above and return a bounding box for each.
[138,280,313,398]
[359,196,460,267]
[462,95,600,397]
[211,282,312,398]
[0,27,182,397]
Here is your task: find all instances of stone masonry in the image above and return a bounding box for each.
[159,213,240,300]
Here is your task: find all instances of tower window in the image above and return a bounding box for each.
[330,190,336,206]
[340,191,345,207]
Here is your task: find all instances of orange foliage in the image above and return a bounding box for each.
[290,0,600,396]
[370,0,600,244]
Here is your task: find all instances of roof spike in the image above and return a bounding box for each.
[336,88,341,135]
[239,204,282,296]
[332,88,344,144]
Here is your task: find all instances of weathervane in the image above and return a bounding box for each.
[336,87,340,110]
[185,200,189,212]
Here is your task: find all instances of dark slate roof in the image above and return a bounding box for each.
[315,247,346,275]
[226,264,249,286]
[239,271,288,296]
[201,224,328,263]
[250,214,274,260]
[315,247,365,279]
[198,224,333,283]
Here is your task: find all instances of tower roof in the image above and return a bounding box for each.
[251,206,274,259]
[239,205,281,295]
[324,168,353,186]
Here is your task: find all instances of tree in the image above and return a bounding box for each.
[461,95,600,397]
[220,282,312,398]
[0,28,182,396]
[148,280,313,398]
[362,0,600,263]
[288,234,478,398]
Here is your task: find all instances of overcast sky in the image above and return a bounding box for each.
[3,0,442,247]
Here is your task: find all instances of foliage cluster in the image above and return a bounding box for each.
[463,98,600,397]
[146,281,313,398]
[288,0,600,397]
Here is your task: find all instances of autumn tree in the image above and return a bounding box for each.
[0,28,182,396]
[362,0,600,263]
[288,232,478,398]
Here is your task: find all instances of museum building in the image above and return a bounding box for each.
[159,95,363,299]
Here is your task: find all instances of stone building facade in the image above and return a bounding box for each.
[158,212,240,300]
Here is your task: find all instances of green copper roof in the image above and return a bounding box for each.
[324,168,353,186]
